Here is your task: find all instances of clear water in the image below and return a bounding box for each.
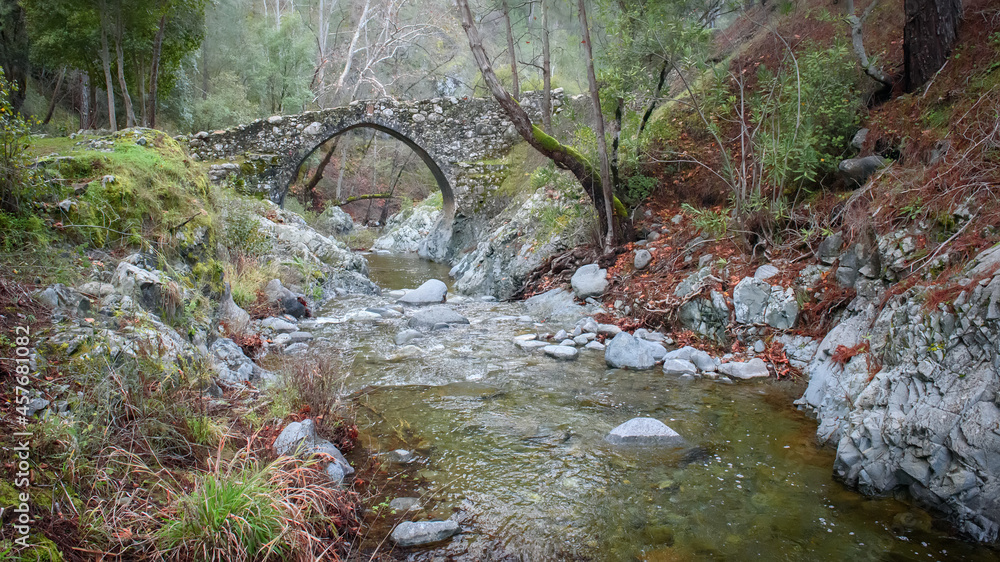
[312,253,996,561]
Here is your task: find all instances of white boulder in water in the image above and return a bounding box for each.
[605,418,685,446]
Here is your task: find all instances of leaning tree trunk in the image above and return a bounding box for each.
[456,0,613,240]
[43,68,66,125]
[115,34,136,128]
[904,0,962,92]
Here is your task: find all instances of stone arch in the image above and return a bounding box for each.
[277,122,455,220]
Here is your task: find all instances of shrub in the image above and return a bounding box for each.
[221,201,272,269]
[158,465,287,562]
[0,69,41,216]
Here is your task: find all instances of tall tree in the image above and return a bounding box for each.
[540,0,552,133]
[97,0,118,130]
[457,0,617,241]
[903,0,962,92]
[501,0,519,100]
[577,0,614,245]
[0,0,29,113]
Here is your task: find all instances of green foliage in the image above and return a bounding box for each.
[186,415,226,447]
[621,174,657,208]
[0,69,43,215]
[423,190,444,210]
[530,165,559,190]
[22,0,206,125]
[0,211,48,251]
[750,40,863,192]
[190,71,259,132]
[33,130,212,250]
[682,203,729,238]
[221,200,272,265]
[158,465,287,561]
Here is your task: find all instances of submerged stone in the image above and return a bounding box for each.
[390,520,460,547]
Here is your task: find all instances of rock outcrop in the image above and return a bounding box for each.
[797,244,1000,542]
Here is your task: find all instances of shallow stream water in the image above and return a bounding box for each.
[310,253,994,561]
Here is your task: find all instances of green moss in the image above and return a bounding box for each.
[422,191,444,210]
[32,130,214,250]
[613,196,628,218]
[0,535,63,561]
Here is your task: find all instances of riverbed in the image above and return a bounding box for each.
[309,253,994,560]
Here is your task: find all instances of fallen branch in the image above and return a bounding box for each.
[328,193,394,207]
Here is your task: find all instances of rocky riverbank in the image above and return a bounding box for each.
[372,190,1000,546]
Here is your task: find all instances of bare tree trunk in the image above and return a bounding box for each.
[541,0,552,133]
[636,59,669,155]
[335,141,347,201]
[577,0,615,246]
[43,68,66,126]
[304,138,340,210]
[611,97,623,194]
[456,0,612,239]
[98,1,117,132]
[314,0,331,106]
[201,36,209,100]
[904,0,962,92]
[335,0,372,99]
[846,0,893,88]
[148,13,167,128]
[78,72,90,130]
[501,0,519,100]
[88,76,98,129]
[114,14,136,128]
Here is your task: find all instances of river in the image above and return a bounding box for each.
[305,253,993,561]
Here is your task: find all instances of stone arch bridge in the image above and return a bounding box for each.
[187,91,567,260]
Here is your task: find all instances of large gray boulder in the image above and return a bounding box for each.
[264,279,308,318]
[839,155,885,187]
[316,206,354,235]
[274,419,318,456]
[664,346,716,372]
[733,278,771,324]
[259,317,297,334]
[36,283,88,314]
[571,264,608,299]
[398,279,448,305]
[273,418,354,475]
[634,249,653,270]
[605,418,685,446]
[662,358,697,376]
[543,345,579,361]
[717,358,770,379]
[210,337,271,387]
[604,332,656,370]
[732,277,799,330]
[764,287,799,330]
[218,283,251,335]
[408,306,469,330]
[524,288,595,323]
[390,520,460,547]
